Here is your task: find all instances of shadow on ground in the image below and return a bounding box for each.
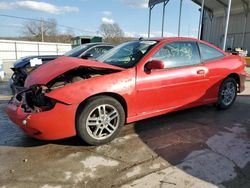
[133,95,250,187]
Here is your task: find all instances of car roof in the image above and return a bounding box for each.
[142,37,199,42]
[142,37,225,54]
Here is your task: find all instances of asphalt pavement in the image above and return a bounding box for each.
[0,79,250,188]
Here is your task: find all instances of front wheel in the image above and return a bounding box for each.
[216,77,237,109]
[76,96,125,145]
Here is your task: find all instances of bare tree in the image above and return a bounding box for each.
[45,19,57,36]
[99,23,125,44]
[64,28,75,36]
[22,18,58,42]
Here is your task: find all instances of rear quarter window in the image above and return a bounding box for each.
[199,43,225,62]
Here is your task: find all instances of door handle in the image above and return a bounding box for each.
[197,69,205,75]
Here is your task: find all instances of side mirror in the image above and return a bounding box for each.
[145,60,164,72]
[82,53,94,59]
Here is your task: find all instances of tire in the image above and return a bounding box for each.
[76,96,125,145]
[216,77,237,109]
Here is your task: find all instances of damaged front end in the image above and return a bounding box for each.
[6,87,79,140]
[47,66,117,90]
[22,86,56,113]
[14,66,119,113]
[5,57,125,140]
[5,84,78,140]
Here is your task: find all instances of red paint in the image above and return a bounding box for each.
[25,56,125,88]
[145,60,165,71]
[5,38,247,140]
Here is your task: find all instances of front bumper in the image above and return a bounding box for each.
[5,94,78,140]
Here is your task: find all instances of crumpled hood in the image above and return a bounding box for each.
[24,56,125,88]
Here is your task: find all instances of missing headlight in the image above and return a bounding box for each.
[25,86,56,112]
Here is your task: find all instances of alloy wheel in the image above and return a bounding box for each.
[85,104,120,140]
[221,81,236,106]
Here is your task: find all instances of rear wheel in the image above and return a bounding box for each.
[76,96,125,145]
[216,77,237,109]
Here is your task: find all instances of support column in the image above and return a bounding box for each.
[178,0,183,37]
[241,0,249,48]
[198,0,205,39]
[223,0,232,51]
[241,15,248,48]
[161,1,169,37]
[148,6,153,38]
[208,16,214,42]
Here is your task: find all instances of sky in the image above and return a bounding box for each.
[0,0,201,38]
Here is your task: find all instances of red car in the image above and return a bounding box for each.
[5,38,247,145]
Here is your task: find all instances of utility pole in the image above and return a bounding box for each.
[41,18,44,42]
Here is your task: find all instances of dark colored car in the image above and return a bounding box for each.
[10,43,114,93]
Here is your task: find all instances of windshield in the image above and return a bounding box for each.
[64,44,95,57]
[96,40,158,68]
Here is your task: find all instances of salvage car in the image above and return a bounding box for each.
[5,38,247,145]
[10,43,114,93]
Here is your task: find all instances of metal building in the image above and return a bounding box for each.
[193,0,250,53]
[148,0,250,54]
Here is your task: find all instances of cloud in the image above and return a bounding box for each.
[0,2,9,9]
[102,11,112,16]
[101,17,114,24]
[121,0,148,8]
[0,1,79,14]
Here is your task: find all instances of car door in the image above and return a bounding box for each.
[135,41,210,115]
[196,42,228,101]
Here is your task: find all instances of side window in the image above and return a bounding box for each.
[86,46,112,58]
[151,41,201,69]
[199,43,225,61]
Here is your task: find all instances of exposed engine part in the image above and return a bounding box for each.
[47,66,117,90]
[21,66,119,112]
[71,76,84,83]
[25,86,55,112]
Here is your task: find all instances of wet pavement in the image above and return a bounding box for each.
[0,80,250,188]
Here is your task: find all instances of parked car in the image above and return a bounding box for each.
[10,43,114,93]
[5,38,247,145]
[0,58,5,81]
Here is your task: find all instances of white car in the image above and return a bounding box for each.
[0,59,5,81]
